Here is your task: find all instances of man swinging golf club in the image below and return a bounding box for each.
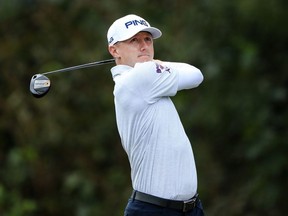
[107,14,204,216]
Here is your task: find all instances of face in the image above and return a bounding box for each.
[108,31,154,67]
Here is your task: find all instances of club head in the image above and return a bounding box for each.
[30,74,51,98]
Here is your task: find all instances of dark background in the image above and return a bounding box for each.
[1,0,287,215]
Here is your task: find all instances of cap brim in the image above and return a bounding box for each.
[119,27,162,43]
[143,27,162,39]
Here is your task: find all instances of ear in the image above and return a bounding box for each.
[108,45,120,58]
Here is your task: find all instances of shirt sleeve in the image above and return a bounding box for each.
[127,61,179,104]
[164,62,204,91]
[126,61,203,104]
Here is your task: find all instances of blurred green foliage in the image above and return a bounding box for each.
[0,0,287,215]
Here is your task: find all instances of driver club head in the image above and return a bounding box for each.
[30,74,51,98]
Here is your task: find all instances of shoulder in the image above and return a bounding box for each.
[132,61,157,74]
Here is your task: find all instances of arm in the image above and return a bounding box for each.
[154,60,204,91]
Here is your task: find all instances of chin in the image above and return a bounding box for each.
[138,56,152,62]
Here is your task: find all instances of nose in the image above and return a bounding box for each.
[139,39,149,50]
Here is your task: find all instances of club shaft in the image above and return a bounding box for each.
[42,59,115,75]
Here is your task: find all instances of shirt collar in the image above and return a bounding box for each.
[111,65,133,80]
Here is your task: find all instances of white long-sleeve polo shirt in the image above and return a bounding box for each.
[111,61,203,200]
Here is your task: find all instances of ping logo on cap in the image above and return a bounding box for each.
[125,19,149,29]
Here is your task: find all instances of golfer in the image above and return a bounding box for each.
[107,14,204,216]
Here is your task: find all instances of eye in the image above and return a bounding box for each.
[145,37,152,42]
[130,38,138,43]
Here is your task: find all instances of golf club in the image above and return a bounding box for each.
[30,58,115,98]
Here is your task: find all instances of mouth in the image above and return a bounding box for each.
[138,54,150,59]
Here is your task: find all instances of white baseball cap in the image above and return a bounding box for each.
[107,14,162,46]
